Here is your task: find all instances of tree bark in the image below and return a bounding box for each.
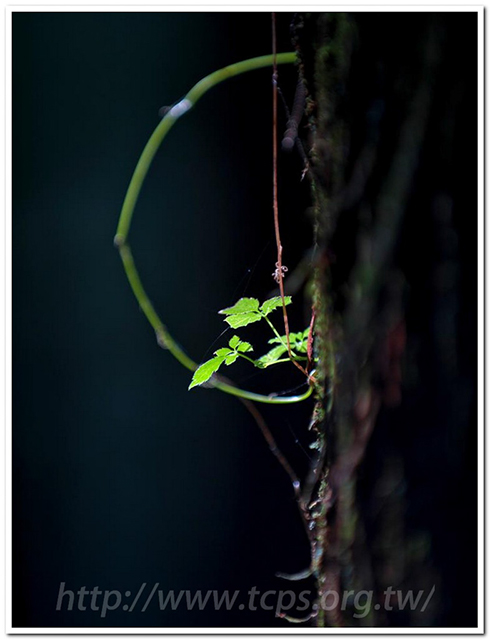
[294,12,477,627]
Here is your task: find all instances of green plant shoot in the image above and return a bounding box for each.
[115,52,316,404]
[189,296,312,389]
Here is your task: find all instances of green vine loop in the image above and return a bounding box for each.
[115,52,313,405]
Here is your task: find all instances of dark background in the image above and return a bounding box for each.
[12,11,478,628]
[13,11,317,627]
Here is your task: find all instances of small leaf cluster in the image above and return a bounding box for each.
[218,296,291,328]
[189,296,310,390]
[256,329,310,368]
[188,335,252,389]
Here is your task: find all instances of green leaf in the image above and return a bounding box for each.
[268,328,310,352]
[255,344,288,368]
[268,333,293,345]
[225,353,239,365]
[215,347,232,357]
[189,355,226,389]
[292,331,309,353]
[237,340,253,353]
[219,297,259,315]
[294,342,308,353]
[260,296,292,316]
[224,312,262,329]
[228,335,253,352]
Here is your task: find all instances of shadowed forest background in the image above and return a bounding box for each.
[13,12,477,627]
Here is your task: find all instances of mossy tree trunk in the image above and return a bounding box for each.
[293,12,477,627]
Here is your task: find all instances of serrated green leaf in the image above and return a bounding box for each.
[219,297,259,315]
[255,344,288,367]
[189,356,226,389]
[268,332,294,345]
[225,353,239,365]
[294,342,308,353]
[268,328,309,352]
[237,340,253,353]
[260,296,292,316]
[224,312,262,329]
[292,336,308,353]
[215,347,232,357]
[229,335,241,349]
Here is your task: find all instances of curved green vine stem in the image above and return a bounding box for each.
[115,52,313,405]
